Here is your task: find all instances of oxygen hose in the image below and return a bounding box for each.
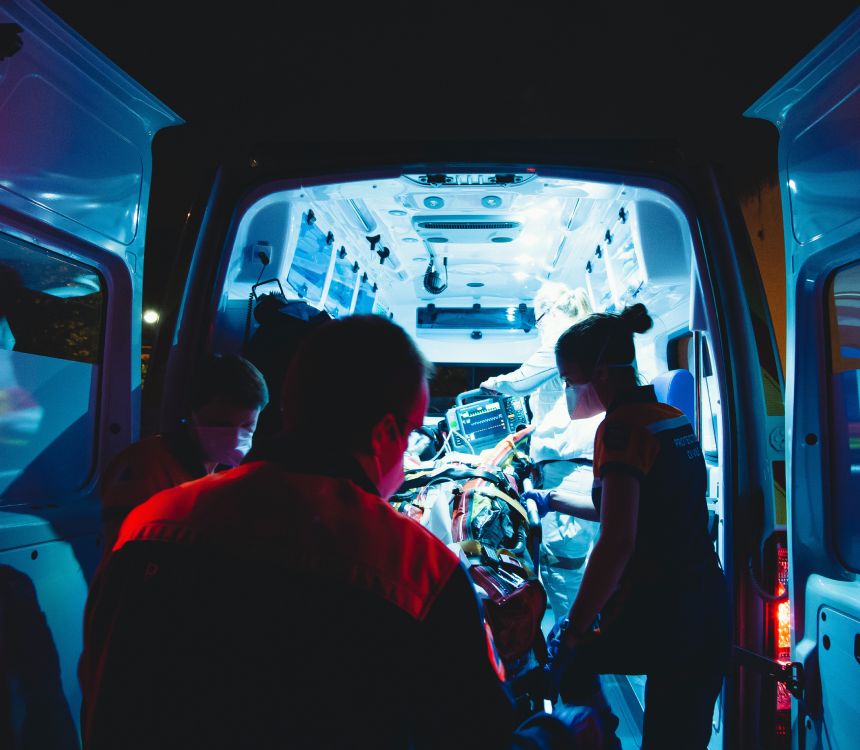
[242,251,270,355]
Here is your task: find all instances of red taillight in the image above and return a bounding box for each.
[772,539,791,735]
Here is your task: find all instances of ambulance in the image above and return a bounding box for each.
[0,2,857,747]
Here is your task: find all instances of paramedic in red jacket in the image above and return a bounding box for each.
[78,314,601,750]
[98,352,268,553]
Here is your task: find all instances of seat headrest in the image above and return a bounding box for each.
[651,369,695,424]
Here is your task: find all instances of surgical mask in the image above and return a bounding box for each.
[193,425,254,468]
[565,382,605,420]
[563,332,634,420]
[371,419,413,500]
[373,453,405,501]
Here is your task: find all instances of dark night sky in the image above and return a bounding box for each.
[36,2,860,316]
[40,3,858,154]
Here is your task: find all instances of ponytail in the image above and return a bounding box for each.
[555,303,653,374]
[619,303,653,335]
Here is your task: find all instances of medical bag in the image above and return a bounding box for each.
[391,430,546,669]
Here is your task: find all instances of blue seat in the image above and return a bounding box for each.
[651,368,695,424]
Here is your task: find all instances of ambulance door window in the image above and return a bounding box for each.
[667,330,721,554]
[666,330,719,458]
[0,234,104,503]
[827,261,860,570]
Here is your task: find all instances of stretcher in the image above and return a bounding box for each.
[392,390,549,716]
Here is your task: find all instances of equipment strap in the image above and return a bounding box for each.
[472,483,529,522]
[400,466,514,494]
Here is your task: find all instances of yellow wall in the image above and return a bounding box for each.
[739,174,787,374]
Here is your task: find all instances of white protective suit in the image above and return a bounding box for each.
[481,339,603,623]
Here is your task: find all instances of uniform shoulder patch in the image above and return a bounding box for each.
[602,423,629,452]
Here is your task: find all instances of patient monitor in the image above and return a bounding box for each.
[445,391,529,453]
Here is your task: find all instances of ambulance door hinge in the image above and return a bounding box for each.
[734,646,804,699]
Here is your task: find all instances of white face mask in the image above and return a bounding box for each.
[373,452,406,501]
[371,416,413,500]
[562,331,635,420]
[369,382,429,500]
[565,382,605,420]
[194,425,254,468]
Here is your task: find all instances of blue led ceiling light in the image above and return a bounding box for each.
[427,237,448,243]
[423,196,445,209]
[491,236,513,243]
[466,281,485,288]
[482,195,502,208]
[389,209,407,216]
[412,217,523,244]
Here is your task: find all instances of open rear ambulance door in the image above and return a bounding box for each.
[747,8,860,749]
[0,2,181,744]
[145,129,789,749]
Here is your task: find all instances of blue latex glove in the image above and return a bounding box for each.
[546,616,568,662]
[553,704,605,748]
[544,617,580,699]
[513,704,604,748]
[521,488,552,518]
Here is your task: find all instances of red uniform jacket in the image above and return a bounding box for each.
[80,457,532,749]
[98,423,207,551]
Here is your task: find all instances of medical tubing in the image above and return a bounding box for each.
[451,429,475,454]
[420,475,456,507]
[747,560,789,603]
[242,259,269,355]
[748,550,789,603]
[429,427,454,462]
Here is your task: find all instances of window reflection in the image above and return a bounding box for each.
[0,236,103,502]
[829,262,860,569]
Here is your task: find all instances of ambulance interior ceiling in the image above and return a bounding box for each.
[216,170,697,372]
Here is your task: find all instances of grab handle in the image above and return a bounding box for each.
[456,388,493,407]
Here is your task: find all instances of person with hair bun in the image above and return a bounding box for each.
[524,303,731,749]
[480,281,603,624]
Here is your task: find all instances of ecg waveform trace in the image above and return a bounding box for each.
[460,402,507,443]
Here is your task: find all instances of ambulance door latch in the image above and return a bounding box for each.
[734,646,805,699]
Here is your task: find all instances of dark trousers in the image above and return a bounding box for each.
[559,566,731,749]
